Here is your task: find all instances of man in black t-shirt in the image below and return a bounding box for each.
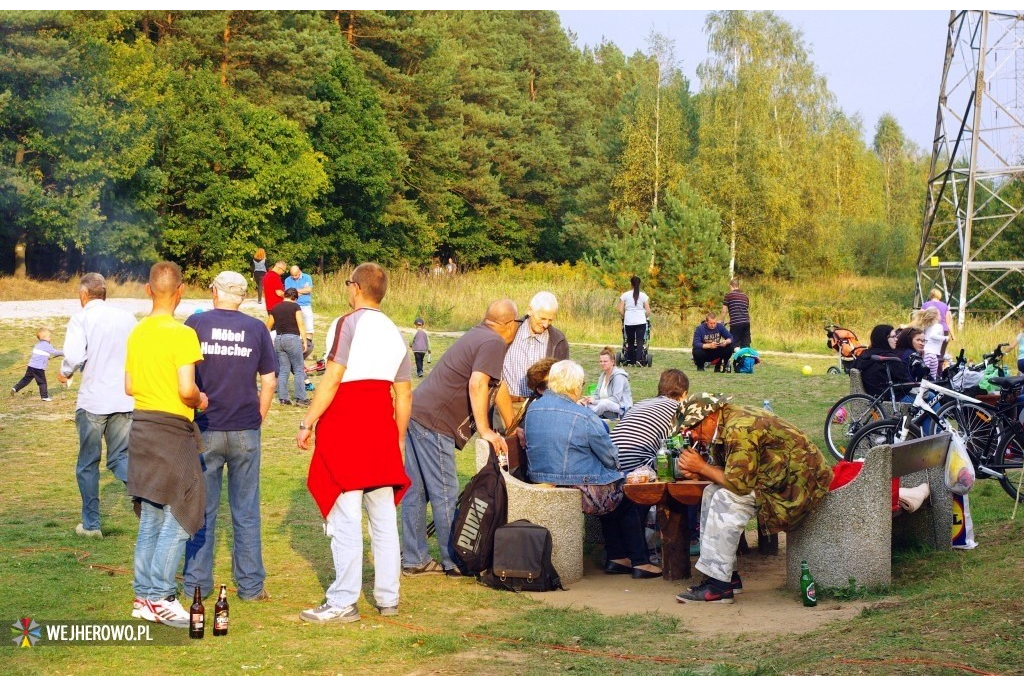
[400,299,519,576]
[183,271,277,601]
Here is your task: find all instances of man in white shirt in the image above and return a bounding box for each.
[58,273,137,538]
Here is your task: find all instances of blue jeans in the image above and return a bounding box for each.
[275,334,306,401]
[400,419,458,570]
[75,409,131,531]
[183,429,265,599]
[133,501,190,600]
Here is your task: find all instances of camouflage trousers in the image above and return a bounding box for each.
[694,484,756,583]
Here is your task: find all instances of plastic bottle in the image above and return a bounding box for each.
[655,440,671,481]
[800,560,817,607]
[762,399,773,413]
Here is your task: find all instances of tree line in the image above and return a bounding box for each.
[0,9,931,313]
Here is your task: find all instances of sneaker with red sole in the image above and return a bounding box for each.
[148,596,190,627]
[676,581,734,604]
[132,598,156,622]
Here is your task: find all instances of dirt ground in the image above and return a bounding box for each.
[531,531,874,637]
[0,297,267,321]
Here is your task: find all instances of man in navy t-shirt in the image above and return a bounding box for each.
[183,271,277,601]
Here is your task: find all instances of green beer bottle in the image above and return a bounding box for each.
[800,560,817,607]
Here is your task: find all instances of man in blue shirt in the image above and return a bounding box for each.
[692,312,734,372]
[183,271,277,601]
[285,265,315,354]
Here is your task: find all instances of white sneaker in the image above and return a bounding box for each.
[132,598,157,622]
[299,601,360,623]
[41,397,52,402]
[75,523,102,539]
[149,596,190,628]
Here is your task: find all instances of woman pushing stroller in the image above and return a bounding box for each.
[617,276,650,366]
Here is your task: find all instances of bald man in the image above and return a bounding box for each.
[400,299,519,576]
[125,261,207,628]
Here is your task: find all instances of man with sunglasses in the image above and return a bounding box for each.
[400,299,519,576]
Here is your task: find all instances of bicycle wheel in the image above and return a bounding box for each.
[824,393,885,461]
[934,402,998,464]
[845,418,919,462]
[992,430,1024,502]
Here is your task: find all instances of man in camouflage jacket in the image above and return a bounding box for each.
[673,394,832,603]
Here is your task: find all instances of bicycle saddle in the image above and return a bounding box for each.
[988,375,1024,391]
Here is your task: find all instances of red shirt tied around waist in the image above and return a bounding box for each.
[305,307,412,513]
[296,262,412,624]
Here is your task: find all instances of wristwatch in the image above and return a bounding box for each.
[299,421,311,431]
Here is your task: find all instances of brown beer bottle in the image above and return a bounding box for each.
[189,586,205,639]
[213,584,229,636]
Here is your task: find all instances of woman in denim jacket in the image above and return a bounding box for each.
[524,360,661,579]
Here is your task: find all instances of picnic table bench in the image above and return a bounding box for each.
[785,432,953,590]
[621,480,710,581]
[474,438,585,584]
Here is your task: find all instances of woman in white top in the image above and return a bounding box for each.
[616,275,651,365]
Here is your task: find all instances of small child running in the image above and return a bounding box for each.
[410,317,431,378]
[12,326,64,401]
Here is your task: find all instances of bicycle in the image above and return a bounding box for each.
[823,350,973,461]
[845,374,1024,502]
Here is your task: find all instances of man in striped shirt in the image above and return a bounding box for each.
[610,369,689,473]
[498,292,569,425]
[721,279,751,349]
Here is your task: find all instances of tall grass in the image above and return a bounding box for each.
[3,267,1021,361]
[316,265,1022,360]
[0,276,209,301]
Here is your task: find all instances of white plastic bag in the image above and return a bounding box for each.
[951,493,978,550]
[944,431,976,495]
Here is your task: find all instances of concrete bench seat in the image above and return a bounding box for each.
[785,432,953,590]
[474,438,584,584]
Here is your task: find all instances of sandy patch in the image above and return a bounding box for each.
[530,532,872,637]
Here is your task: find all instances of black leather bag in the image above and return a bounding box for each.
[478,520,564,592]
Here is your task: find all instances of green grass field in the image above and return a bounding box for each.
[1,281,1023,675]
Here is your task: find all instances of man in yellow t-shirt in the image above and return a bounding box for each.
[125,261,207,628]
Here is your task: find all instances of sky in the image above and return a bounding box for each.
[557,10,950,152]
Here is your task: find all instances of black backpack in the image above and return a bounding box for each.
[448,445,508,576]
[478,520,564,592]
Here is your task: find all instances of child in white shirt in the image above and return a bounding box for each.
[918,308,947,380]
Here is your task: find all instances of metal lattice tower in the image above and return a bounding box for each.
[917,10,1024,327]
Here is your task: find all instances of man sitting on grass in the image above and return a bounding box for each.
[691,312,734,372]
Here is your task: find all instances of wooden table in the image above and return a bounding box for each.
[622,480,711,581]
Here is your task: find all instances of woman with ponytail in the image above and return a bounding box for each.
[615,275,651,366]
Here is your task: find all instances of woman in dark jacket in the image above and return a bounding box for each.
[894,327,929,382]
[852,324,913,396]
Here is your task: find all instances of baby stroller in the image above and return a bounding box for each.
[824,324,866,375]
[616,320,652,367]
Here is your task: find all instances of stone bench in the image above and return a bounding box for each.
[474,438,584,584]
[785,432,952,590]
